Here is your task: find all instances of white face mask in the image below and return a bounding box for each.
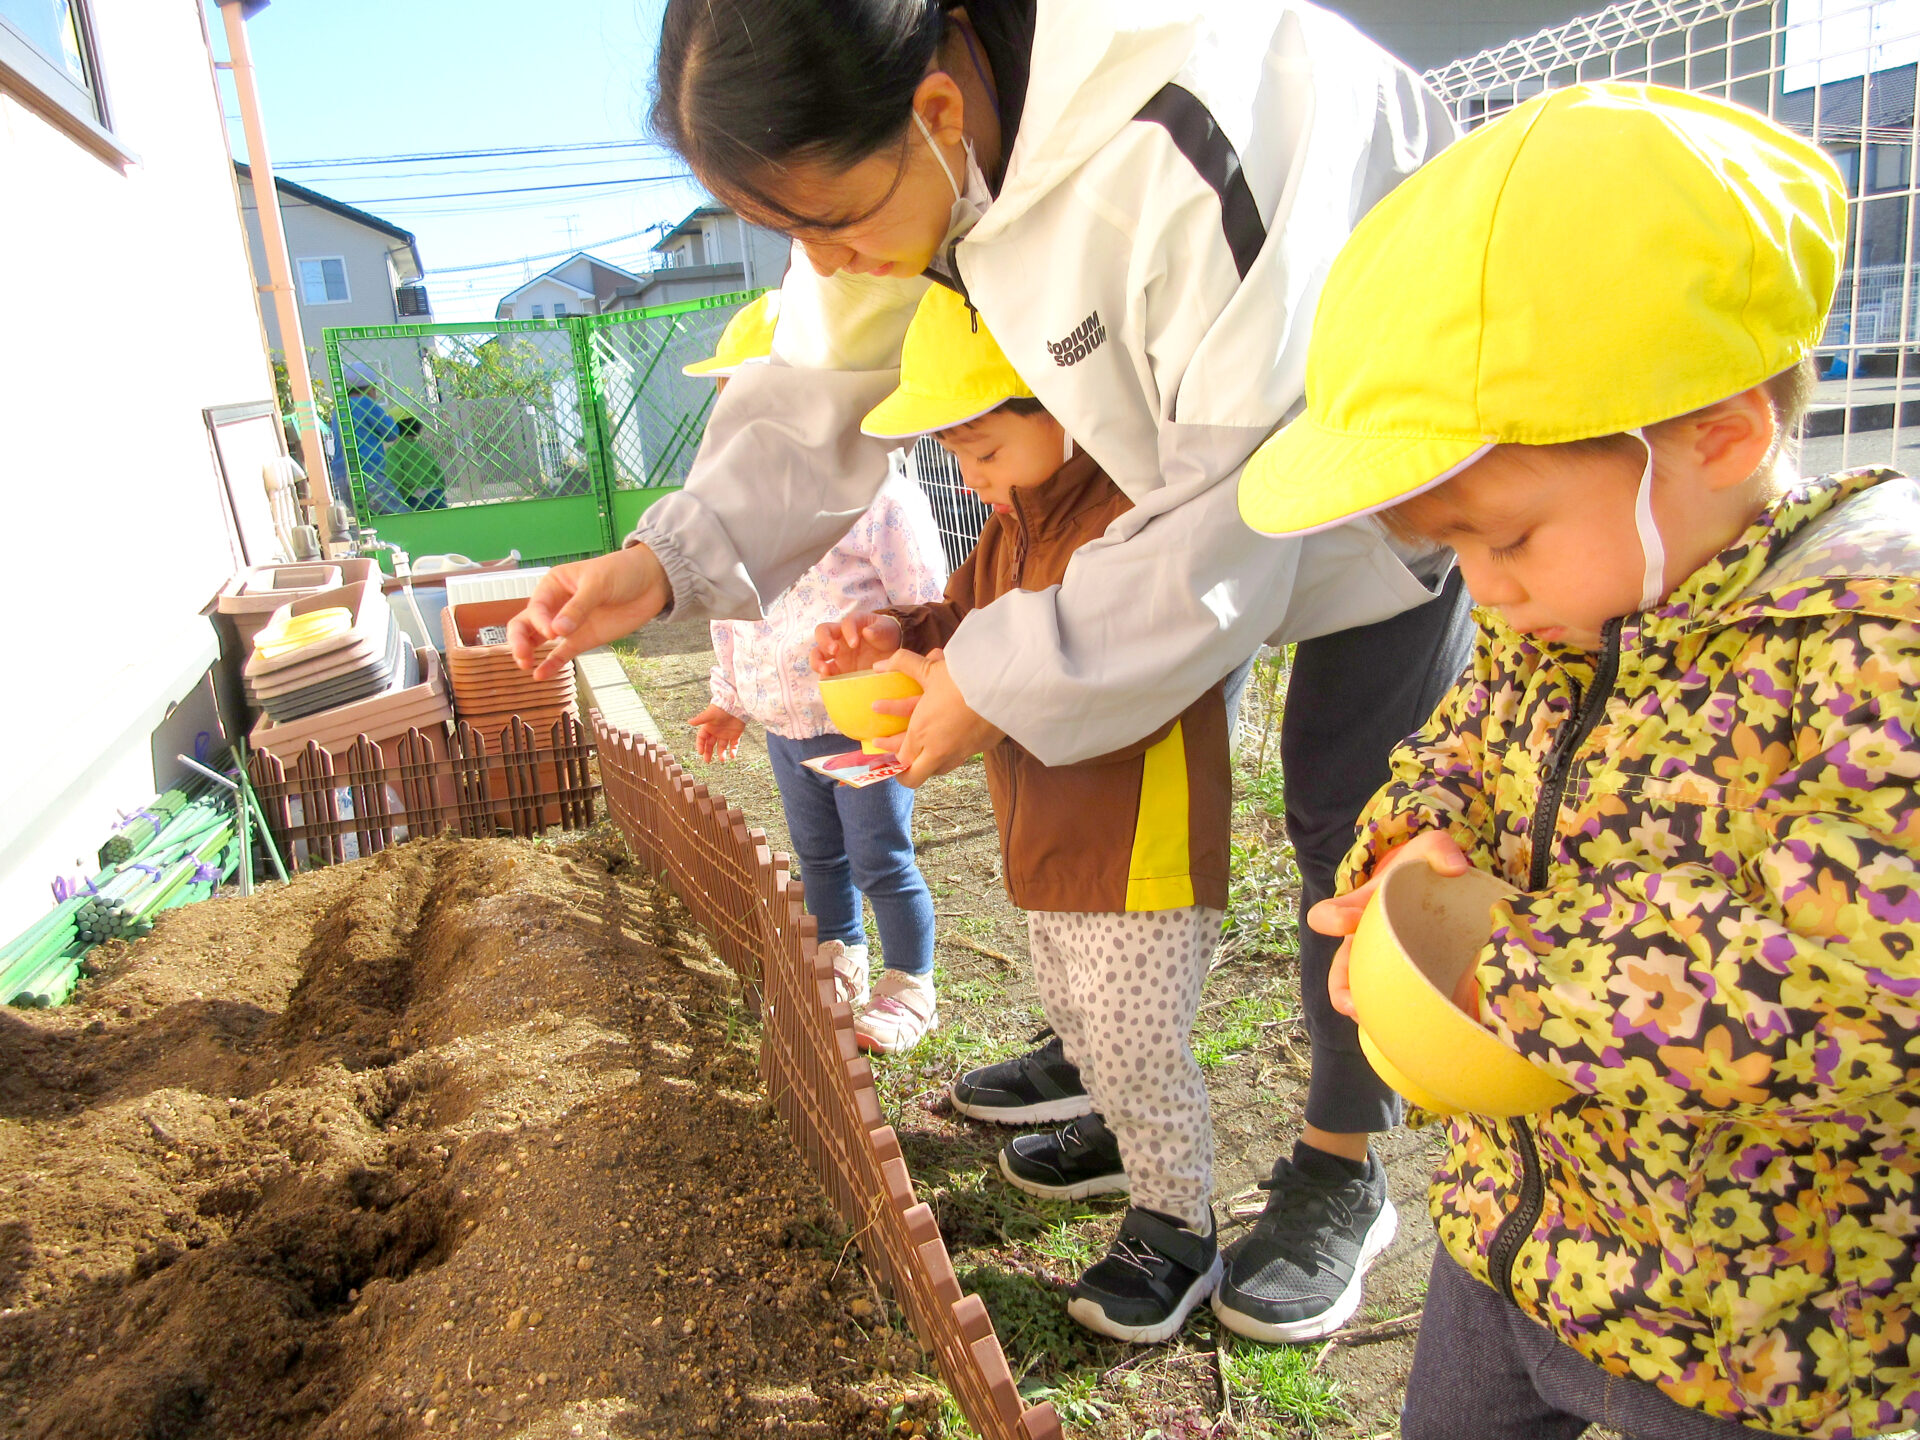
[915,109,991,263]
[1630,427,1668,611]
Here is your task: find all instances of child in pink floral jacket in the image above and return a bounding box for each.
[691,464,949,1053]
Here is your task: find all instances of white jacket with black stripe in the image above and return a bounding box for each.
[629,0,1455,765]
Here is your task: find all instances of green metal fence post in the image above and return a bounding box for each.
[320,333,368,524]
[569,315,620,555]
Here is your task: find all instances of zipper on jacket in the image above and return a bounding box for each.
[1492,618,1623,1302]
[1488,1118,1544,1302]
[1526,617,1623,891]
[1008,486,1032,584]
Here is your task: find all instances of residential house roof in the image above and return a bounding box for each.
[652,202,732,251]
[233,161,423,281]
[494,251,646,315]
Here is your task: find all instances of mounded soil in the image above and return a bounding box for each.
[0,835,934,1440]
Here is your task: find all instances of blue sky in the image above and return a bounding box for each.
[208,0,710,320]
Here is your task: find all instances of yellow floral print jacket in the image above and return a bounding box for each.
[1340,470,1920,1438]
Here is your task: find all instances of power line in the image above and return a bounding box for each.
[341,172,691,206]
[279,139,662,170]
[426,224,673,275]
[284,153,676,183]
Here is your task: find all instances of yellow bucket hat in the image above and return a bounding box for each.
[1239,82,1845,538]
[862,285,1034,438]
[682,291,781,378]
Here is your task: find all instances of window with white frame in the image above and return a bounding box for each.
[531,303,546,318]
[553,302,568,318]
[0,0,117,154]
[298,257,351,305]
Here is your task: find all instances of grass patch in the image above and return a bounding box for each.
[1022,1210,1104,1277]
[1192,987,1292,1070]
[1225,1334,1347,1436]
[940,971,1009,1007]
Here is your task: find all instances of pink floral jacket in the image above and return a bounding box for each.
[709,472,947,739]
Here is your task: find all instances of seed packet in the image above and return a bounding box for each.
[800,750,905,787]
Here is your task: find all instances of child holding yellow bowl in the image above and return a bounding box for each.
[1238,85,1920,1439]
[814,286,1232,1345]
[685,295,951,1056]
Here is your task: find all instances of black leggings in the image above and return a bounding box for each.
[1280,566,1475,1135]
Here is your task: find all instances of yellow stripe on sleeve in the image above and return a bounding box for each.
[1125,722,1196,911]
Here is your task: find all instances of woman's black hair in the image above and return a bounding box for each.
[995,396,1049,417]
[652,0,950,231]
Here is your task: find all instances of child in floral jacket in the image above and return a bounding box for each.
[1237,86,1920,1439]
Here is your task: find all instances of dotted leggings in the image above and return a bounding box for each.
[1028,905,1221,1230]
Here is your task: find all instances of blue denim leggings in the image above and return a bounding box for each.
[765,731,935,977]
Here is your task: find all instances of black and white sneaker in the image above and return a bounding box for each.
[950,1030,1093,1125]
[998,1112,1128,1201]
[1212,1144,1398,1343]
[1068,1206,1221,1344]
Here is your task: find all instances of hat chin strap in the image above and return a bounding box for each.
[1631,427,1667,611]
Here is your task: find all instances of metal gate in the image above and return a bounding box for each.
[322,291,761,568]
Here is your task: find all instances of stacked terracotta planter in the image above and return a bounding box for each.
[441,598,579,741]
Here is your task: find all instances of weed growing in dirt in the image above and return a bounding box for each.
[961,1265,1108,1373]
[1223,834,1301,960]
[1020,1369,1111,1428]
[1192,987,1292,1070]
[937,1384,982,1438]
[1225,1335,1347,1436]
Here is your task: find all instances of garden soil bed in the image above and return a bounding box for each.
[0,834,933,1440]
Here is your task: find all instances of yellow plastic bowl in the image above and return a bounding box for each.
[817,668,924,753]
[1351,862,1576,1117]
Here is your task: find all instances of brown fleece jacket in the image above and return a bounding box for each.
[884,449,1230,914]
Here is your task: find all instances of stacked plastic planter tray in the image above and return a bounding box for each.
[214,559,381,670]
[248,574,454,767]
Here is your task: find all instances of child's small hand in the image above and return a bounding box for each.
[689,705,746,763]
[1316,832,1476,1021]
[811,612,903,677]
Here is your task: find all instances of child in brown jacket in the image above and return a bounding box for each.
[813,287,1231,1344]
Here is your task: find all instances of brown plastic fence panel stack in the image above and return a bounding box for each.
[591,714,1061,1440]
[247,717,600,870]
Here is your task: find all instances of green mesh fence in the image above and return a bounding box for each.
[584,301,740,490]
[321,290,765,566]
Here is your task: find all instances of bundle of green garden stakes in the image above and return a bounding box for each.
[0,748,282,1008]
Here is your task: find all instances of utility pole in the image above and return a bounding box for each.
[216,0,338,555]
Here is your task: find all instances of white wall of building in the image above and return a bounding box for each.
[499,274,595,322]
[0,0,273,937]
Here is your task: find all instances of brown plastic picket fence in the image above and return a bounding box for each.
[247,715,600,870]
[594,716,1062,1440]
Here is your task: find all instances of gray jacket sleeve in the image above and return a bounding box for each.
[940,422,1437,766]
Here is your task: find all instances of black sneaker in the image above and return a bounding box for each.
[1068,1206,1221,1343]
[950,1030,1093,1125]
[998,1112,1128,1201]
[1212,1144,1397,1343]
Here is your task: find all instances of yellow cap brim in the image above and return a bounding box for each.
[682,354,772,379]
[1239,415,1493,537]
[861,388,1010,440]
